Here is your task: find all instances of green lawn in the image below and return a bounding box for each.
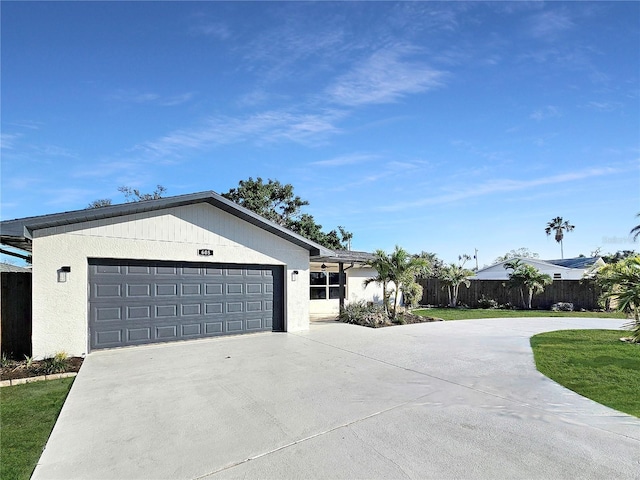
[530,330,639,417]
[413,308,627,321]
[1,378,74,480]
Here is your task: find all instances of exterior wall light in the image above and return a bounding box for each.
[291,270,299,282]
[58,266,71,283]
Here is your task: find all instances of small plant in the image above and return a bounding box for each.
[40,352,70,375]
[23,355,34,369]
[551,302,574,312]
[1,353,12,368]
[477,295,499,309]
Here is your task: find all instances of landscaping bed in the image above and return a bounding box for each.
[1,355,83,381]
[338,301,443,328]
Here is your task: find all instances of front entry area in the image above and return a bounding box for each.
[88,258,284,350]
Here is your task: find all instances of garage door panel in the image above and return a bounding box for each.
[95,306,122,321]
[127,265,151,275]
[89,260,282,350]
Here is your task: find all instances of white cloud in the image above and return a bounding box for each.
[311,153,379,167]
[530,105,561,121]
[136,108,347,157]
[528,10,574,39]
[108,90,194,107]
[1,133,22,150]
[190,22,231,40]
[326,47,446,106]
[378,167,621,212]
[585,101,622,112]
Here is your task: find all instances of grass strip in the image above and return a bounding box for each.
[1,378,74,480]
[530,330,639,417]
[413,308,626,321]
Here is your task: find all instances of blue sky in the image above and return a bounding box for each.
[2,1,638,266]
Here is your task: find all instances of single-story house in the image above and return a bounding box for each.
[0,191,386,358]
[472,256,606,281]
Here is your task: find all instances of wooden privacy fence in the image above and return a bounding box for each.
[419,278,602,310]
[1,272,32,358]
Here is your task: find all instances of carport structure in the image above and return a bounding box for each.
[0,191,332,357]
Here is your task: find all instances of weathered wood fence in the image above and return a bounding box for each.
[1,272,32,358]
[419,279,602,310]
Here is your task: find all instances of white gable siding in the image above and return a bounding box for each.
[31,203,310,358]
[473,258,589,280]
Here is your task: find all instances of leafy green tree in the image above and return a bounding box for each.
[494,247,540,263]
[88,185,167,208]
[545,216,575,259]
[414,251,443,279]
[602,250,636,264]
[119,185,167,202]
[222,177,352,250]
[595,255,640,342]
[504,259,552,309]
[87,199,113,208]
[438,259,474,308]
[221,177,307,226]
[364,246,427,320]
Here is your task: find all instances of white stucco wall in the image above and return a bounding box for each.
[31,203,310,358]
[308,264,384,317]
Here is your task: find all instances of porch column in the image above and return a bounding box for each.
[339,262,345,313]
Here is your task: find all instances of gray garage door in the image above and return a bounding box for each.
[88,259,284,351]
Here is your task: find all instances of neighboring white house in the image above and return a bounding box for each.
[0,192,338,358]
[473,256,606,281]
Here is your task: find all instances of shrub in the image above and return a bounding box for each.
[477,295,499,309]
[402,282,423,309]
[551,302,574,312]
[339,301,389,328]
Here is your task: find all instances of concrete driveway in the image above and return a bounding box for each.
[33,318,639,479]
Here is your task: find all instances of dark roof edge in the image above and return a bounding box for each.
[311,249,375,264]
[0,191,334,257]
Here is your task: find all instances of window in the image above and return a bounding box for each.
[310,270,346,300]
[310,272,327,299]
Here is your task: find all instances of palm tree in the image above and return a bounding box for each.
[364,249,393,316]
[545,216,575,259]
[364,246,427,320]
[504,259,552,309]
[438,263,474,308]
[595,255,640,342]
[631,213,640,241]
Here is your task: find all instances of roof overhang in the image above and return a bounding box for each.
[0,191,334,257]
[311,250,374,265]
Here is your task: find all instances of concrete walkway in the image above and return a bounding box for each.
[33,318,639,479]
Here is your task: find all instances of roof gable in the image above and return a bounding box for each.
[0,191,333,256]
[475,256,597,275]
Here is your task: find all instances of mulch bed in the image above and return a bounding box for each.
[388,311,444,326]
[1,357,84,381]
